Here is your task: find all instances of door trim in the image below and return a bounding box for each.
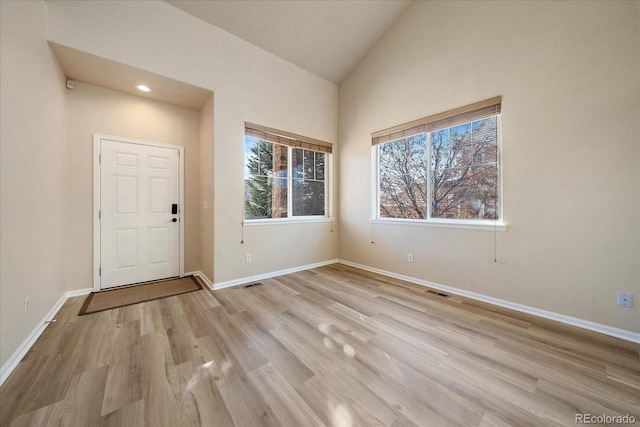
[93,134,185,291]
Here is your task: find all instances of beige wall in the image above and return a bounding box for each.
[0,1,68,366]
[199,94,215,282]
[45,0,339,285]
[65,82,203,290]
[339,1,640,332]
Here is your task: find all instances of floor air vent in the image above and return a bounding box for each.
[244,282,263,288]
[427,290,451,299]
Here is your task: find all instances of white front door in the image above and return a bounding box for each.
[97,137,181,289]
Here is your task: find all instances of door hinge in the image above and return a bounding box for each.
[98,210,101,220]
[99,267,101,276]
[99,154,101,163]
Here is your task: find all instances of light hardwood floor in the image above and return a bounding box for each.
[1,263,638,426]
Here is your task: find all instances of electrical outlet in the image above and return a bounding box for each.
[245,253,252,263]
[617,292,632,308]
[24,296,29,313]
[407,253,414,263]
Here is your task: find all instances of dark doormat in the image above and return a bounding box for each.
[79,276,203,315]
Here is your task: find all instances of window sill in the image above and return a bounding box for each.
[244,217,335,227]
[370,218,507,231]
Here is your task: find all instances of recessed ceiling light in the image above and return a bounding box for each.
[136,84,151,92]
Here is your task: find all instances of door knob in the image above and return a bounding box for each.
[171,218,177,223]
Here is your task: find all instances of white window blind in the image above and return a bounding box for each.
[372,97,501,146]
[245,122,332,154]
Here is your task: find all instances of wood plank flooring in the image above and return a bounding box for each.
[1,263,638,426]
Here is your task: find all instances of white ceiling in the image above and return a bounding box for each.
[50,43,212,110]
[50,1,410,110]
[164,0,412,83]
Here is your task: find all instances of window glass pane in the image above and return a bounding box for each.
[271,145,288,218]
[431,164,498,219]
[271,176,288,218]
[292,148,304,179]
[315,152,325,180]
[244,139,288,219]
[293,179,325,216]
[244,176,269,219]
[379,134,427,219]
[431,128,447,173]
[304,150,314,179]
[258,142,274,176]
[292,148,325,216]
[244,137,261,175]
[471,117,498,165]
[431,118,498,220]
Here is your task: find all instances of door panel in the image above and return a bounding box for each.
[115,228,138,269]
[148,226,170,264]
[115,176,138,214]
[149,178,169,213]
[100,139,180,289]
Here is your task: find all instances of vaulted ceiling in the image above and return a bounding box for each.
[164,0,412,83]
[52,1,412,110]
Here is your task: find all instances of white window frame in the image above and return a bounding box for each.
[372,115,505,232]
[243,135,333,226]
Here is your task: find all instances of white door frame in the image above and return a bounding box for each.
[93,134,185,291]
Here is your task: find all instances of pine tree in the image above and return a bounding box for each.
[245,139,273,218]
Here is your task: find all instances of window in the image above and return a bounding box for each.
[373,97,502,225]
[244,123,331,220]
[292,148,326,216]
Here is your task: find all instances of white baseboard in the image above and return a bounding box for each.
[66,287,93,298]
[212,259,340,290]
[338,259,640,344]
[0,287,92,386]
[184,271,213,290]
